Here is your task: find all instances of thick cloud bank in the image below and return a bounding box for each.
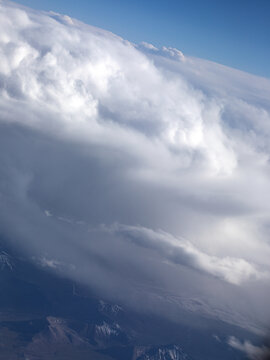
[1,0,270,335]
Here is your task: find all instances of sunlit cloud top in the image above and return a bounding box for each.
[1,0,270,335]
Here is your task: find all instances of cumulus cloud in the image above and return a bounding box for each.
[0,0,270,336]
[138,42,185,61]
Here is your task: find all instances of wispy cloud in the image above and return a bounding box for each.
[228,336,270,360]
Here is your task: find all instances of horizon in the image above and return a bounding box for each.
[11,0,270,79]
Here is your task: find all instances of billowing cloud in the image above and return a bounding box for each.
[0,0,270,336]
[106,223,269,285]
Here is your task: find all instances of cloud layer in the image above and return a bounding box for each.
[107,224,269,285]
[1,0,270,335]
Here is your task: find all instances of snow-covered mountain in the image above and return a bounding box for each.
[135,345,189,360]
[0,251,14,271]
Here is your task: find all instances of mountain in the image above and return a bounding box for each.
[0,242,262,360]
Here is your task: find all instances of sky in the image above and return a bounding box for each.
[1,1,270,357]
[13,0,270,79]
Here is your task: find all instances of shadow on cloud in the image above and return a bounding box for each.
[0,0,270,340]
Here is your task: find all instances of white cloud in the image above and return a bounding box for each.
[44,209,52,217]
[106,223,269,285]
[138,42,185,61]
[0,0,270,335]
[140,42,158,51]
[228,336,270,360]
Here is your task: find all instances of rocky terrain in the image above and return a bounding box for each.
[0,242,265,360]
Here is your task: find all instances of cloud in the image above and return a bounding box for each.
[228,337,270,360]
[0,0,270,336]
[106,223,269,285]
[138,42,185,61]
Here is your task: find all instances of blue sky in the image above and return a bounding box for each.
[12,0,270,78]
